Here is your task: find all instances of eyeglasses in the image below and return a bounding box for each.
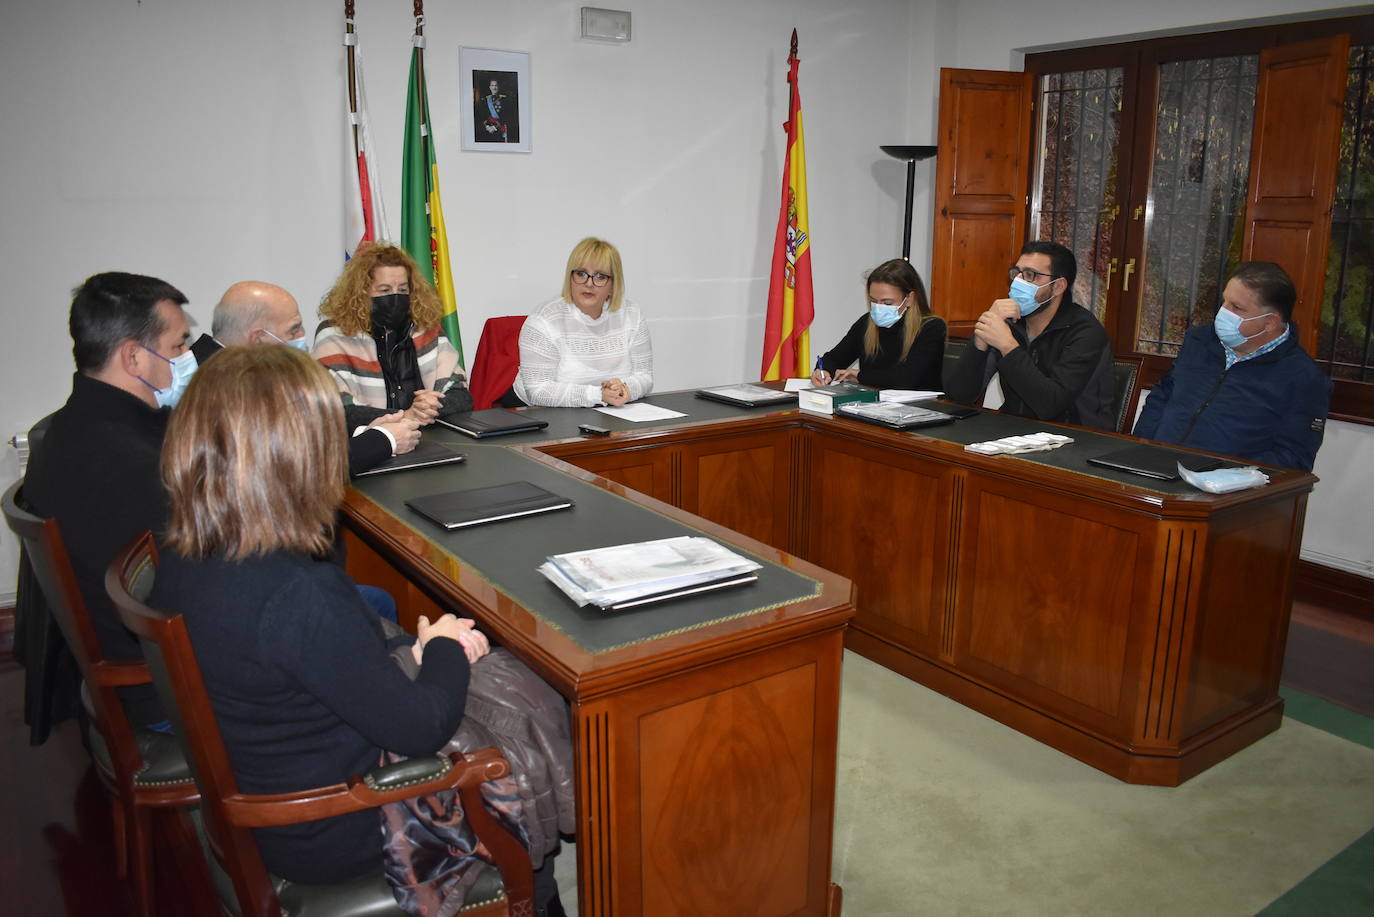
[1008,266,1057,284]
[571,270,613,288]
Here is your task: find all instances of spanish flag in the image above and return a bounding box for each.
[401,22,464,366]
[761,30,814,381]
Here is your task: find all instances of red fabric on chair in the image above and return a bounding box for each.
[467,316,528,410]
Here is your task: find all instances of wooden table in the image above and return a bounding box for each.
[339,390,1315,915]
[529,392,1316,787]
[341,437,854,917]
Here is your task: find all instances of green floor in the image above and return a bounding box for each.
[1256,687,1374,916]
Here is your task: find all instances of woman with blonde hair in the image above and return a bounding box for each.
[148,345,496,895]
[513,236,653,407]
[314,241,473,421]
[811,258,946,390]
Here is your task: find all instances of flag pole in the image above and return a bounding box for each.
[413,0,427,140]
[345,1,359,154]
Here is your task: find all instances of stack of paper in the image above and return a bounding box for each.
[539,535,762,611]
[964,432,1074,455]
[878,389,944,403]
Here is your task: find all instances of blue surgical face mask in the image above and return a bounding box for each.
[1213,307,1271,350]
[138,347,198,408]
[868,294,908,329]
[265,329,310,353]
[1008,276,1053,317]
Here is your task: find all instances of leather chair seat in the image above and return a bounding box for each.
[82,681,191,787]
[187,800,509,917]
[271,866,506,917]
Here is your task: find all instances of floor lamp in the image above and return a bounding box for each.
[880,145,938,262]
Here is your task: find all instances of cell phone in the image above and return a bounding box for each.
[578,424,612,436]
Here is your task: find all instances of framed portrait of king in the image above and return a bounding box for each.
[460,47,531,153]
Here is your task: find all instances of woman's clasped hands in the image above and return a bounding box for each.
[600,377,630,406]
[413,613,491,665]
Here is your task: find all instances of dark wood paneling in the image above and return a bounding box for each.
[679,431,793,548]
[637,662,815,916]
[1295,559,1374,620]
[570,628,845,917]
[806,432,955,659]
[953,479,1150,737]
[931,68,1033,330]
[533,408,1315,785]
[1244,35,1350,352]
[565,447,676,504]
[341,528,443,632]
[1184,498,1306,736]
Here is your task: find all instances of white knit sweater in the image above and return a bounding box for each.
[513,297,653,407]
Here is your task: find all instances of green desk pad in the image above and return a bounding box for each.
[442,389,1261,497]
[442,389,793,446]
[353,445,822,654]
[876,407,1255,497]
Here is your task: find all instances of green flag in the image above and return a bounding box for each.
[401,37,463,365]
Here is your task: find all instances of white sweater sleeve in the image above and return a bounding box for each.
[623,308,654,401]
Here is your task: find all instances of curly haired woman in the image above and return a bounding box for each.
[313,242,473,422]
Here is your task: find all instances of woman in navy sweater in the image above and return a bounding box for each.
[812,258,946,390]
[149,345,489,885]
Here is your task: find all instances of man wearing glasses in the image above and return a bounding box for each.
[945,240,1115,431]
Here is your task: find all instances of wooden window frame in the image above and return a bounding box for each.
[1024,15,1374,425]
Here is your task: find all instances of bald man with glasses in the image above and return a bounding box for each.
[944,240,1116,431]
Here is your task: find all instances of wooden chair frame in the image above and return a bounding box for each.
[2,482,199,917]
[106,532,535,917]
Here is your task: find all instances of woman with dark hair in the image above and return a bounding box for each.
[314,241,473,421]
[144,346,568,912]
[811,259,946,390]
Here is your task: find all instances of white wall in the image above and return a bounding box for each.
[0,0,922,598]
[927,0,1374,578]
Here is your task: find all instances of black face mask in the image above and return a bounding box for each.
[370,293,412,333]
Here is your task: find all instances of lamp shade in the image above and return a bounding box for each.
[880,144,938,162]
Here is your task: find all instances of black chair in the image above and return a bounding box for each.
[2,483,198,917]
[943,337,975,403]
[1111,355,1145,434]
[107,532,535,917]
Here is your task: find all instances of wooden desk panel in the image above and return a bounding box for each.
[543,406,1316,786]
[804,430,956,661]
[680,428,796,551]
[341,442,852,916]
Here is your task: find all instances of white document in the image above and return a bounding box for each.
[541,535,762,608]
[593,403,687,422]
[879,389,943,403]
[784,378,812,392]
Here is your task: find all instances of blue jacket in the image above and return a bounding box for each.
[1133,323,1331,471]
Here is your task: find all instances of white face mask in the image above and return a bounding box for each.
[265,329,310,353]
[1213,306,1271,350]
[138,347,198,408]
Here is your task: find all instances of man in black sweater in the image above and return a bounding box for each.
[190,281,422,475]
[23,272,192,725]
[945,240,1116,431]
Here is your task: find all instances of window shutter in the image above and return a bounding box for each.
[930,68,1034,337]
[1243,35,1350,351]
